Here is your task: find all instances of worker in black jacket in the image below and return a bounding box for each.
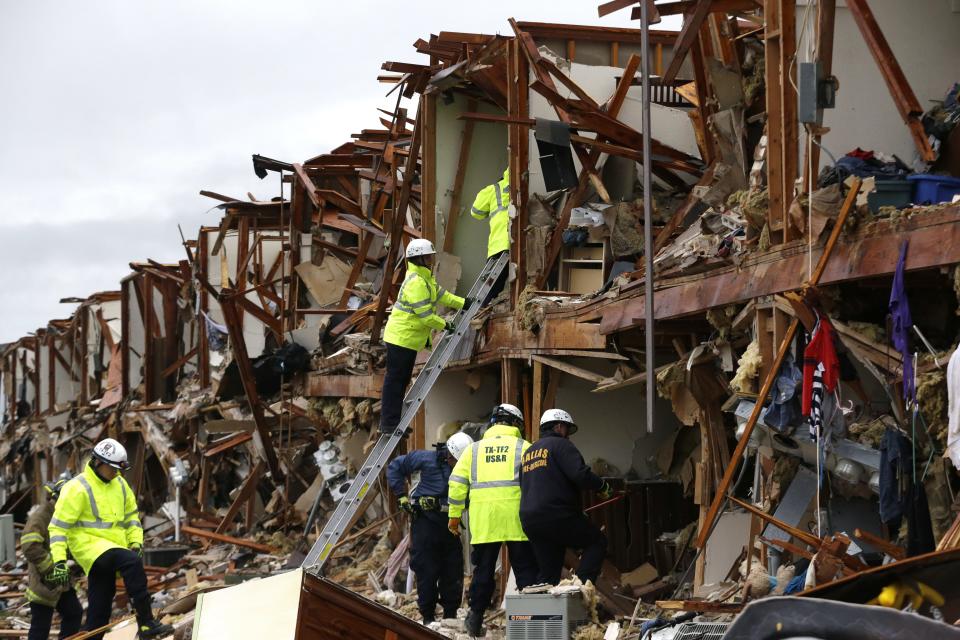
[519,409,612,585]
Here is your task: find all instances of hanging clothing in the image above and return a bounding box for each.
[878,427,934,556]
[947,348,960,470]
[889,240,914,403]
[802,315,840,439]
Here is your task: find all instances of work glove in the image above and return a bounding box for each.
[398,496,416,514]
[419,496,438,511]
[444,319,456,332]
[462,297,474,309]
[447,517,461,537]
[46,561,70,587]
[598,481,613,500]
[130,544,144,559]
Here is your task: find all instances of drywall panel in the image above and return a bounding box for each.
[52,340,76,407]
[815,0,960,167]
[193,569,302,640]
[435,93,509,296]
[424,369,499,441]
[124,280,145,392]
[552,366,683,477]
[38,344,50,413]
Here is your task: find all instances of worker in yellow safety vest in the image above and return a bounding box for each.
[22,477,83,640]
[447,403,538,637]
[48,439,173,640]
[470,168,511,305]
[380,239,467,434]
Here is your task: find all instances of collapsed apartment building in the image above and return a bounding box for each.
[3,1,960,638]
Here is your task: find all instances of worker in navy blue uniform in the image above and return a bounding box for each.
[387,432,474,624]
[519,409,612,585]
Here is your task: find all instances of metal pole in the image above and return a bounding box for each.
[641,0,655,434]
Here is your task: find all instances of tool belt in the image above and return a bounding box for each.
[413,496,447,513]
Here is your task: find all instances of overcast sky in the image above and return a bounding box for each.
[0,1,665,343]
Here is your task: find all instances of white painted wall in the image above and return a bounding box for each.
[52,339,77,407]
[124,279,145,392]
[424,369,499,442]
[38,343,50,413]
[434,93,510,296]
[802,0,960,167]
[551,364,685,477]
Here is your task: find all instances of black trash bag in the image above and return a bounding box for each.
[218,342,311,400]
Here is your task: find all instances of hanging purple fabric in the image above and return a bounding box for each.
[889,240,914,403]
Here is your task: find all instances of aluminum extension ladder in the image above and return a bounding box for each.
[302,251,509,574]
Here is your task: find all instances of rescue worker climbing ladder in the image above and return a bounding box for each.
[380,238,466,434]
[448,404,538,637]
[470,168,511,305]
[48,439,173,640]
[387,431,474,624]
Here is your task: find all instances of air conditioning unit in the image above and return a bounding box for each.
[505,592,588,640]
[673,621,729,639]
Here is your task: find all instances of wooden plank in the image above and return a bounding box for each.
[779,0,798,241]
[655,600,742,613]
[217,293,283,480]
[215,461,264,535]
[292,163,322,209]
[203,432,253,458]
[765,0,785,234]
[853,528,906,560]
[180,525,276,554]
[444,98,478,253]
[369,106,423,344]
[662,0,715,84]
[161,347,198,379]
[305,374,385,398]
[531,355,606,384]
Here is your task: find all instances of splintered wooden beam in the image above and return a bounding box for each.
[531,355,607,384]
[217,292,283,481]
[181,525,277,554]
[444,98,478,253]
[662,0,715,84]
[845,0,935,161]
[215,460,264,535]
[369,107,423,344]
[598,0,639,18]
[292,163,321,209]
[536,53,641,289]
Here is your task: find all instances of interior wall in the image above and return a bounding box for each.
[423,369,499,442]
[124,279,145,392]
[52,339,76,407]
[809,0,960,167]
[435,93,509,296]
[38,344,50,414]
[549,360,684,477]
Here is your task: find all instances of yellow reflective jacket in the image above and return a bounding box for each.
[383,262,464,351]
[448,424,530,544]
[22,500,73,607]
[49,463,143,575]
[471,168,511,258]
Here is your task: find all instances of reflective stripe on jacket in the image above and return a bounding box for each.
[49,462,143,574]
[22,501,72,607]
[471,168,511,258]
[383,262,465,351]
[448,423,530,544]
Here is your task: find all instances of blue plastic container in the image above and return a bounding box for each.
[908,174,960,205]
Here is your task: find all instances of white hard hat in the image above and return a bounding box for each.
[540,408,578,435]
[446,432,474,461]
[92,438,130,470]
[491,403,524,426]
[406,239,436,259]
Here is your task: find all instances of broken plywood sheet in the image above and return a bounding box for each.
[434,250,462,304]
[193,568,303,640]
[703,510,752,585]
[295,256,352,307]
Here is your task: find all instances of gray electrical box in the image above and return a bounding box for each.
[798,61,837,124]
[506,592,588,640]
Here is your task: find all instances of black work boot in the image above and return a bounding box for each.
[421,610,436,625]
[134,599,173,638]
[138,619,174,639]
[464,608,484,637]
